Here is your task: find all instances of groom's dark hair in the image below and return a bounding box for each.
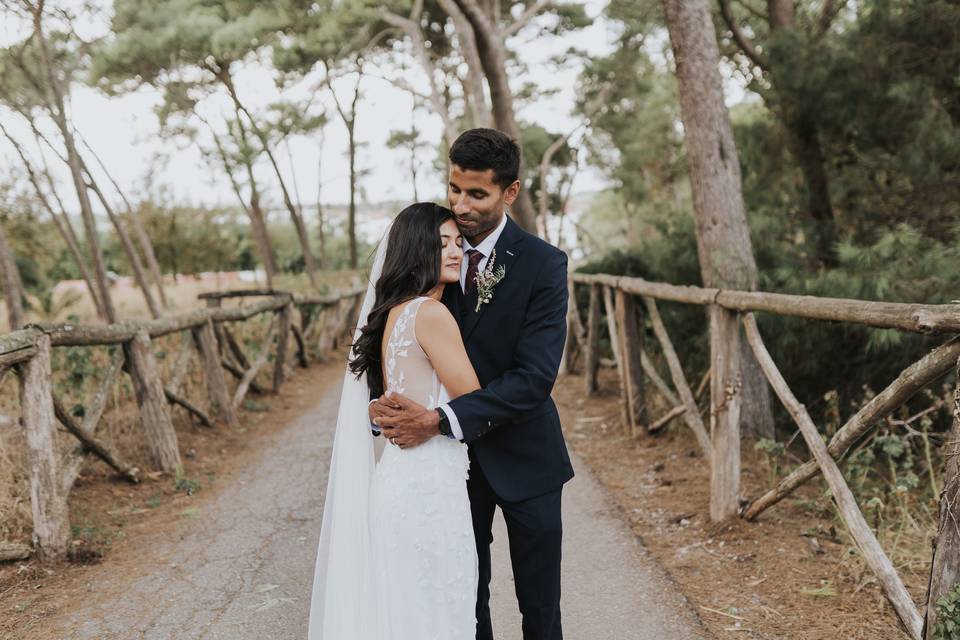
[449,128,520,190]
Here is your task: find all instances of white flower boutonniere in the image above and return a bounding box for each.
[473,248,506,312]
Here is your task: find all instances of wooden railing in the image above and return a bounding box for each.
[564,272,960,639]
[0,286,364,564]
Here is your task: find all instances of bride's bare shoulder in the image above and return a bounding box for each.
[416,298,456,328]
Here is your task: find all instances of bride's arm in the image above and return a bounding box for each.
[415,299,480,399]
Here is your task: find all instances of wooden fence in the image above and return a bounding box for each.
[564,272,960,639]
[0,286,364,564]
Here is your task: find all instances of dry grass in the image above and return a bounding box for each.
[0,269,360,549]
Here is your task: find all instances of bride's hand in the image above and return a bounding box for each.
[374,393,440,449]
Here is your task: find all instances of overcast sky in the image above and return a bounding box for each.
[0,1,622,217]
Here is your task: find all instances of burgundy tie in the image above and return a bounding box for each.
[464,249,485,295]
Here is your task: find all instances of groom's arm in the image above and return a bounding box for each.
[440,249,568,443]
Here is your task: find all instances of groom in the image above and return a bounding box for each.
[371,128,574,640]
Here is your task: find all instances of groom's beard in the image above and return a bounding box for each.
[455,209,503,245]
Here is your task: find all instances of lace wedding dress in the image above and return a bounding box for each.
[369,296,478,640]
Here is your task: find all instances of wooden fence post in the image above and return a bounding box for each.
[602,287,629,428]
[233,315,279,411]
[744,337,960,520]
[560,280,578,375]
[923,354,960,639]
[204,297,226,355]
[585,284,602,395]
[192,319,239,429]
[18,334,70,560]
[291,323,309,368]
[743,314,922,638]
[643,297,711,456]
[336,294,362,348]
[311,306,332,361]
[614,290,645,436]
[125,329,182,472]
[329,299,346,350]
[710,305,742,522]
[273,303,292,392]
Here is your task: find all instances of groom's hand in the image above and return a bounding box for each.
[369,393,401,424]
[374,393,440,449]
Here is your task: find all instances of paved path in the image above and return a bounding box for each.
[43,366,707,640]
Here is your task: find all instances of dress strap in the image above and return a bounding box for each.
[406,296,431,315]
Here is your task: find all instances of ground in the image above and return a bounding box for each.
[0,356,922,639]
[0,355,705,640]
[553,367,919,640]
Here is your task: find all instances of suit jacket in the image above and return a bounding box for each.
[442,215,574,503]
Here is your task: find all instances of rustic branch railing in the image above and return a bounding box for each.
[1,285,364,562]
[565,271,959,639]
[571,272,960,334]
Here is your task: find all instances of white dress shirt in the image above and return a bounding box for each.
[441,212,509,441]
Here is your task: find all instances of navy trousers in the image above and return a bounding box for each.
[468,450,563,640]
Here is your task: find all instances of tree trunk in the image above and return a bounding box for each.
[327,70,363,268]
[77,132,169,307]
[766,0,835,259]
[662,0,773,520]
[410,127,420,201]
[437,0,494,129]
[924,355,960,639]
[18,335,70,560]
[31,11,116,323]
[207,123,279,287]
[348,122,358,268]
[785,111,835,260]
[316,137,327,269]
[85,172,162,319]
[218,67,318,287]
[382,7,459,148]
[53,118,116,322]
[0,219,25,330]
[0,118,106,320]
[766,0,796,30]
[451,0,538,233]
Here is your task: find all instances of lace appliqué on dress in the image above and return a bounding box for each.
[370,297,477,640]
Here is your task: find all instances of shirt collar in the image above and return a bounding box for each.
[464,212,509,256]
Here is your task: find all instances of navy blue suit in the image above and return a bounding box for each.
[442,215,573,640]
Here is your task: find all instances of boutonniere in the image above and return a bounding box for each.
[474,248,506,312]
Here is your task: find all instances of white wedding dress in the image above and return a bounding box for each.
[369,296,478,640]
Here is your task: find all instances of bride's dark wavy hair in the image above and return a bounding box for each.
[349,202,455,397]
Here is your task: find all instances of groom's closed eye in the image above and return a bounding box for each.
[450,185,489,199]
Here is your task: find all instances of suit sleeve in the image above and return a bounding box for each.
[446,249,568,443]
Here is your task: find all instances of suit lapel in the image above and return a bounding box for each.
[461,216,525,341]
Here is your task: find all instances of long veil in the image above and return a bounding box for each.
[307,224,391,639]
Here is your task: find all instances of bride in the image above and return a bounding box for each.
[308,202,480,639]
